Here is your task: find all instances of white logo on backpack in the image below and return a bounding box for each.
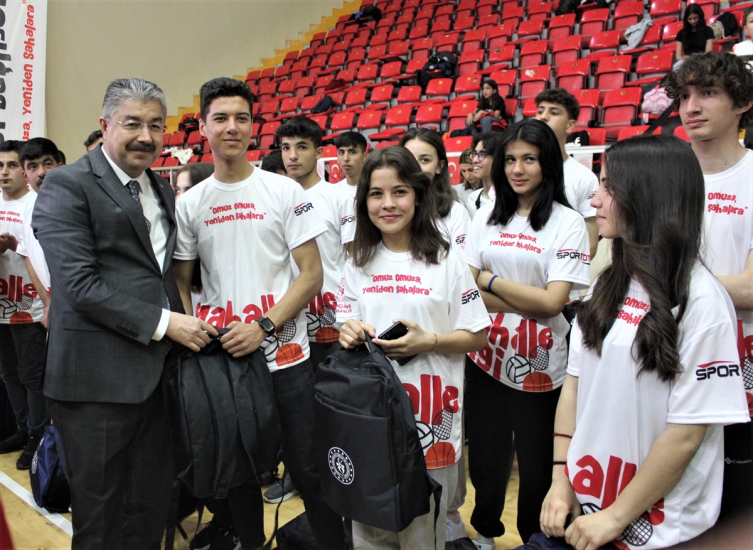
[328,447,354,485]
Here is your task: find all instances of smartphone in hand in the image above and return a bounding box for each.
[377,321,416,366]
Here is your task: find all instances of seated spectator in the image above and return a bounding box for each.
[676,5,714,66]
[733,7,753,56]
[465,80,506,135]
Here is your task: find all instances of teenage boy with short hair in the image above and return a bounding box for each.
[0,140,49,469]
[666,51,753,517]
[534,88,599,260]
[334,131,369,199]
[173,78,346,550]
[276,117,356,368]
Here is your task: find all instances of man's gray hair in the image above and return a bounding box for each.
[101,78,167,121]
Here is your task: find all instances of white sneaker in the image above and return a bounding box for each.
[472,537,497,550]
[445,514,468,541]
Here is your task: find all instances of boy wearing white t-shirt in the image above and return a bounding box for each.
[173,78,346,550]
[277,117,356,369]
[667,51,753,517]
[335,131,369,200]
[534,88,599,260]
[0,140,49,470]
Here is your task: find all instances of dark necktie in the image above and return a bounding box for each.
[126,179,152,233]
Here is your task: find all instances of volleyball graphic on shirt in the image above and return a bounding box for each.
[306,312,322,336]
[260,336,280,363]
[416,422,435,451]
[431,407,454,441]
[506,355,532,384]
[0,299,17,319]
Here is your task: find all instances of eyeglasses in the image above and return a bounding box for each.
[112,120,167,134]
[470,151,488,161]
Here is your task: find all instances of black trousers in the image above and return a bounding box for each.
[48,386,173,550]
[720,421,753,519]
[465,357,561,543]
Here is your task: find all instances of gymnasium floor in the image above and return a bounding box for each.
[0,449,524,549]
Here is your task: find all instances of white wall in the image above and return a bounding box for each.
[45,0,344,160]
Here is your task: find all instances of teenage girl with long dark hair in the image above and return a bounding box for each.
[540,135,748,550]
[462,119,591,549]
[337,147,490,550]
[465,79,507,135]
[676,4,714,65]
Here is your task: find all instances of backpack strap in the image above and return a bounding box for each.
[429,477,443,550]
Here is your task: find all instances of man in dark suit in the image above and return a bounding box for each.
[33,78,217,550]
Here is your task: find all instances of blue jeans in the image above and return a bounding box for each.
[466,116,496,136]
[0,322,49,438]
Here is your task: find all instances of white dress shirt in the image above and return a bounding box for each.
[102,149,171,340]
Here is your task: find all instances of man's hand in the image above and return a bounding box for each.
[221,321,267,358]
[0,233,17,254]
[41,305,49,329]
[339,319,376,349]
[165,312,218,351]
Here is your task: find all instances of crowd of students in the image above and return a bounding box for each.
[0,48,751,550]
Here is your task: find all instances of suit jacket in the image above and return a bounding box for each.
[33,145,184,403]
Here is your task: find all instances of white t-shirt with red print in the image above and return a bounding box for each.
[566,267,749,550]
[337,180,357,201]
[439,201,471,253]
[336,244,490,469]
[0,192,44,324]
[14,191,51,294]
[701,150,753,417]
[563,156,598,219]
[293,179,355,344]
[462,202,591,391]
[174,168,326,372]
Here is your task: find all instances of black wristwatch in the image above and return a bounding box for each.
[256,316,276,337]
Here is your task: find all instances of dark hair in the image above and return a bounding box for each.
[398,128,456,218]
[276,115,323,149]
[352,146,449,268]
[575,135,704,382]
[489,119,571,231]
[260,149,286,173]
[57,150,66,165]
[666,52,753,128]
[535,88,581,121]
[0,140,21,153]
[682,4,707,32]
[19,138,59,167]
[176,163,214,187]
[472,132,503,157]
[334,131,368,152]
[199,77,255,122]
[84,129,103,149]
[745,5,753,23]
[459,148,476,189]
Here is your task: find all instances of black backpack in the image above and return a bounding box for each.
[312,95,335,114]
[30,424,71,513]
[164,329,283,499]
[717,12,738,38]
[424,52,457,78]
[179,117,200,134]
[313,334,441,533]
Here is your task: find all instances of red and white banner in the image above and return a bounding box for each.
[0,0,47,142]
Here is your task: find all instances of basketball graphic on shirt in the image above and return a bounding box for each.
[619,514,653,547]
[16,294,33,311]
[315,306,339,343]
[506,355,531,384]
[431,407,454,441]
[425,442,456,468]
[529,346,549,371]
[10,311,33,324]
[0,299,17,319]
[742,356,753,391]
[523,372,553,392]
[416,421,435,451]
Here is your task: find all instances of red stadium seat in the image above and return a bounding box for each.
[186,131,203,152]
[388,40,410,57]
[489,69,518,97]
[575,89,601,128]
[426,78,454,102]
[343,88,368,111]
[294,76,315,98]
[336,68,357,86]
[163,157,179,168]
[462,29,488,53]
[356,110,384,133]
[455,74,484,96]
[595,56,633,99]
[370,85,394,108]
[259,121,281,150]
[259,99,280,120]
[415,104,443,131]
[552,35,582,69]
[435,33,461,53]
[278,80,296,95]
[430,20,453,37]
[414,5,434,26]
[375,140,400,149]
[502,6,525,28]
[519,65,551,102]
[660,21,684,47]
[547,14,577,45]
[673,125,691,141]
[622,22,663,54]
[505,98,519,118]
[617,125,660,140]
[332,38,352,53]
[379,61,403,82]
[247,150,262,162]
[387,28,407,43]
[586,128,607,145]
[151,157,164,168]
[555,59,591,92]
[169,131,186,148]
[346,48,367,70]
[447,99,477,133]
[328,51,347,70]
[488,25,515,42]
[579,8,610,46]
[299,95,323,113]
[519,40,548,68]
[279,97,300,119]
[409,24,430,40]
[488,43,516,66]
[628,50,674,86]
[368,44,388,61]
[458,50,486,76]
[325,111,357,140]
[309,115,329,132]
[445,136,474,154]
[614,1,646,33]
[650,0,683,19]
[477,14,501,29]
[522,97,538,117]
[412,38,434,59]
[369,105,413,140]
[601,87,644,138]
[515,19,546,42]
[587,31,623,60]
[528,2,554,21]
[356,63,380,85]
[314,75,335,93]
[396,85,422,105]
